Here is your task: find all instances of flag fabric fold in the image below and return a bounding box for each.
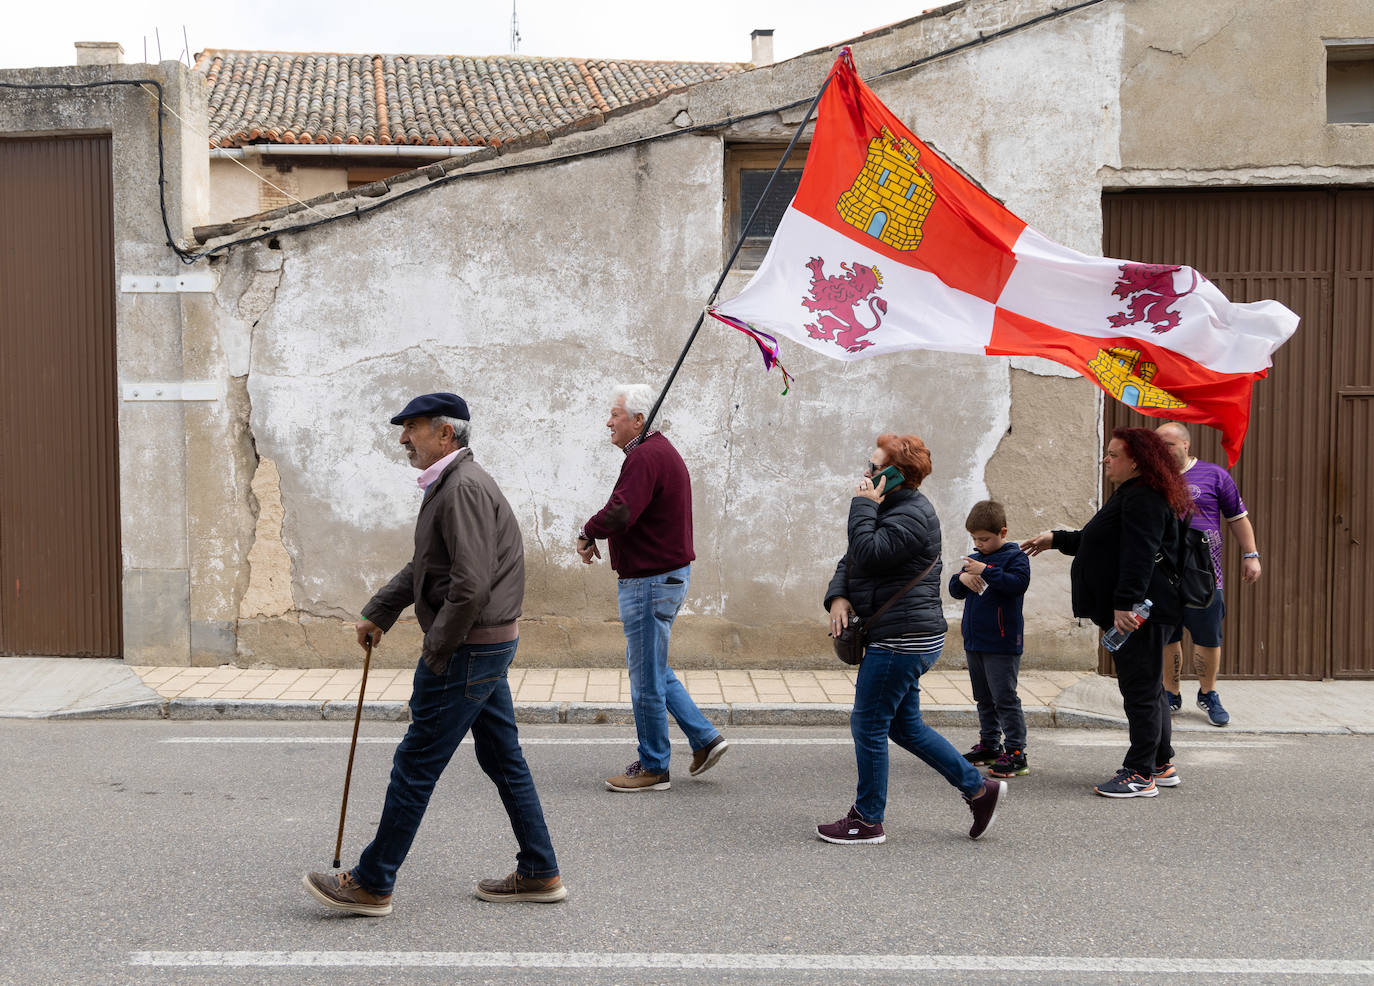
[708,49,1298,464]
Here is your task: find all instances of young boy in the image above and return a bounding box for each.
[948,500,1032,778]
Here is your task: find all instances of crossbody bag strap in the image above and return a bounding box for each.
[867,555,939,626]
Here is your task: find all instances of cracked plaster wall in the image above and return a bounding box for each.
[200,1,1116,669]
[1113,0,1374,183]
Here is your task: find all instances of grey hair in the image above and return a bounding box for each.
[430,415,470,448]
[611,383,655,419]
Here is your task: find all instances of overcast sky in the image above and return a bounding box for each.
[1,1,936,69]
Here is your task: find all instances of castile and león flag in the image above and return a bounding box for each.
[708,49,1299,465]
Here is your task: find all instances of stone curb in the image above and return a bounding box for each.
[40,699,166,721]
[18,698,1366,735]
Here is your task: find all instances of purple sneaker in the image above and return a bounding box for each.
[964,778,1006,840]
[816,805,885,845]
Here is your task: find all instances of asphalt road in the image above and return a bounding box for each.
[1,720,1371,985]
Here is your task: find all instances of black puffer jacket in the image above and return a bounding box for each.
[824,487,946,641]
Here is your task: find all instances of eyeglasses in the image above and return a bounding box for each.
[865,461,881,475]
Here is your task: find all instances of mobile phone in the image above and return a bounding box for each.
[872,465,905,490]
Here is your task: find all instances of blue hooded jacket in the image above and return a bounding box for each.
[946,541,1030,654]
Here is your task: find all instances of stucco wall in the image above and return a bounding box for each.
[209,158,349,223]
[203,0,1115,669]
[1113,0,1374,183]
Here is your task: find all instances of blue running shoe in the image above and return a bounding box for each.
[1165,689,1181,714]
[1094,768,1158,798]
[1197,689,1230,726]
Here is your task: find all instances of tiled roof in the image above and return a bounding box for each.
[195,49,750,149]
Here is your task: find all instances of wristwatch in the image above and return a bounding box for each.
[1242,552,1260,559]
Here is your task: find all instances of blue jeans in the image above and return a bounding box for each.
[352,640,558,895]
[851,643,983,824]
[617,564,719,774]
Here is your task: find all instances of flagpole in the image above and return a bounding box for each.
[638,55,841,436]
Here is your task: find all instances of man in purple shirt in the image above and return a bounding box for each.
[1156,422,1263,726]
[577,383,728,791]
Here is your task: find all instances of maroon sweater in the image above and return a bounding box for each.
[583,432,695,578]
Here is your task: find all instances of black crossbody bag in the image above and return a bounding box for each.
[831,556,938,666]
[1156,511,1218,609]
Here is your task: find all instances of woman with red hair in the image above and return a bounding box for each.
[819,433,1005,845]
[1023,426,1188,798]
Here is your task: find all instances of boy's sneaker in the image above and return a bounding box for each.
[1152,762,1181,788]
[989,749,1029,778]
[964,778,1005,840]
[302,870,393,916]
[816,805,886,845]
[1197,689,1230,726]
[1093,768,1158,798]
[605,760,670,792]
[1165,689,1182,714]
[475,872,568,903]
[963,740,1003,765]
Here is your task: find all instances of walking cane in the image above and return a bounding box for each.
[333,636,373,869]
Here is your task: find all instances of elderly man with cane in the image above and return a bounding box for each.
[303,392,566,915]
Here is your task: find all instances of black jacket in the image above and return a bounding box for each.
[1052,477,1182,631]
[824,487,946,640]
[947,541,1030,654]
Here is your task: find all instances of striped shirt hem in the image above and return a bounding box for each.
[870,631,946,655]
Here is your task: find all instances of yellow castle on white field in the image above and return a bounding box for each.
[1088,347,1187,409]
[836,127,937,250]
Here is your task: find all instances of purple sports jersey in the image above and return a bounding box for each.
[1182,459,1246,590]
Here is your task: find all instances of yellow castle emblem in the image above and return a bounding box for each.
[836,127,937,250]
[1088,347,1187,409]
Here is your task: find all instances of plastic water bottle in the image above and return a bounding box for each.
[1101,599,1152,652]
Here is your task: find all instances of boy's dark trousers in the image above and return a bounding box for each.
[966,650,1026,751]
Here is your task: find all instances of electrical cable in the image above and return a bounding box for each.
[0,77,198,262]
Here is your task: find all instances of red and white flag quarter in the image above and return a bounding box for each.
[709,50,1299,464]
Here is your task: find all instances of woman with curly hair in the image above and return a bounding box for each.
[818,433,1005,845]
[1022,426,1189,798]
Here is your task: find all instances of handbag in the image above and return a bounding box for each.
[1156,511,1218,609]
[831,556,939,665]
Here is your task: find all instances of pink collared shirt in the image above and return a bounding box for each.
[417,448,461,490]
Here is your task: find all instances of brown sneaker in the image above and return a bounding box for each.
[475,872,568,903]
[689,735,729,777]
[302,870,393,916]
[604,759,670,792]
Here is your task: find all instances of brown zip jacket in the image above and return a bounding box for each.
[362,448,524,673]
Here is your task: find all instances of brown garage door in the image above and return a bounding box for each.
[0,135,121,657]
[1102,188,1373,679]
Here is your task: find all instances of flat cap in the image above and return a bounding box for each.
[389,392,470,425]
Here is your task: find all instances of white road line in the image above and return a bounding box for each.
[127,951,1374,974]
[159,735,1276,748]
[1042,737,1280,748]
[158,737,853,745]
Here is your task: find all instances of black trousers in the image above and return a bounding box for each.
[1111,620,1174,775]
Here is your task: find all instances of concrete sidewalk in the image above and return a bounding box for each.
[2,656,1372,734]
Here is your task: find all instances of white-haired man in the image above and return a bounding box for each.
[1156,421,1262,727]
[577,383,728,791]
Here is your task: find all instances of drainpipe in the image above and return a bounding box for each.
[210,144,486,160]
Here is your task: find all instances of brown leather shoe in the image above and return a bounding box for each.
[302,870,393,916]
[475,872,568,903]
[689,735,729,777]
[604,760,670,792]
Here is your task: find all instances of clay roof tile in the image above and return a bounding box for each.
[197,48,749,149]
